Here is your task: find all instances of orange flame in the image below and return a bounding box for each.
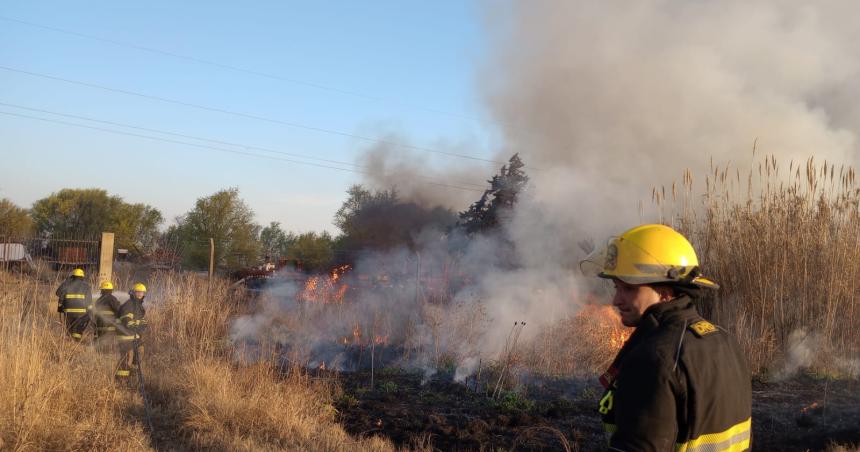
[801,402,819,414]
[300,265,352,303]
[576,305,632,353]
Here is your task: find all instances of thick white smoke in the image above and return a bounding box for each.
[234,1,860,380]
[483,0,860,234]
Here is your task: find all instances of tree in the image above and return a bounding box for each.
[31,189,122,238]
[174,188,261,271]
[259,221,296,259]
[113,203,164,253]
[287,231,334,272]
[30,189,163,247]
[457,153,529,235]
[0,198,33,238]
[334,185,456,252]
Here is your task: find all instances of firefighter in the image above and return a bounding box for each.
[115,283,147,383]
[55,268,92,341]
[581,224,752,451]
[93,281,121,342]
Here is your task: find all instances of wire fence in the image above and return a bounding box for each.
[0,234,100,272]
[0,234,184,274]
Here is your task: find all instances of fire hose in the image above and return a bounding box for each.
[87,309,156,434]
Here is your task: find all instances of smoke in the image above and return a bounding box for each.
[233,1,860,381]
[775,329,860,379]
[482,0,860,235]
[358,139,488,210]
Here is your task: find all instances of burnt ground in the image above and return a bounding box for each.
[328,369,860,451]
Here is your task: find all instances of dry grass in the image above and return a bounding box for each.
[654,156,860,376]
[0,270,402,451]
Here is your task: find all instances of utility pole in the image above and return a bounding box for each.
[208,238,215,297]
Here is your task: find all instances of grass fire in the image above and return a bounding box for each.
[4,2,860,450]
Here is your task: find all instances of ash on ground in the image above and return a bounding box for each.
[322,369,859,451]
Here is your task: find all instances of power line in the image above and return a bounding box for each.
[0,101,488,190]
[0,101,366,170]
[0,64,506,166]
[0,109,488,193]
[0,14,517,131]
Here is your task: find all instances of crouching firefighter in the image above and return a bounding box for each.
[93,281,121,342]
[56,268,93,341]
[581,224,752,451]
[115,283,148,382]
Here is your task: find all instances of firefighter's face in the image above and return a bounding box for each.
[133,291,145,300]
[611,279,662,327]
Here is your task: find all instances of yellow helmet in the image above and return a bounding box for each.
[71,268,85,277]
[582,224,719,289]
[132,283,147,293]
[99,281,114,290]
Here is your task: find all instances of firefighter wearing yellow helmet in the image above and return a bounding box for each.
[55,268,92,341]
[92,281,121,342]
[582,224,752,450]
[115,282,148,382]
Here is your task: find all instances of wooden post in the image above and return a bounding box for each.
[98,232,115,286]
[208,238,215,296]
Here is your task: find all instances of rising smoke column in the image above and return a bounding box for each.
[235,1,860,378]
[483,0,860,234]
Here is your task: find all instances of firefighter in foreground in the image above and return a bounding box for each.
[115,283,147,382]
[582,224,751,451]
[55,268,92,341]
[93,281,121,343]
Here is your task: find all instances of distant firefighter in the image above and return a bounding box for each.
[55,268,92,341]
[93,281,121,341]
[115,283,148,382]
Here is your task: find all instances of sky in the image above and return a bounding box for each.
[0,1,498,234]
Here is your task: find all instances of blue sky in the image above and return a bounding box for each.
[0,1,498,233]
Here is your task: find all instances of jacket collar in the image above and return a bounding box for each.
[638,295,697,332]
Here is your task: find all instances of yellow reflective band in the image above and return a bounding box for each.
[98,310,115,316]
[120,313,134,320]
[115,370,130,377]
[118,335,136,341]
[599,390,614,415]
[676,417,751,452]
[65,294,86,299]
[64,308,87,313]
[97,326,116,331]
[71,333,82,339]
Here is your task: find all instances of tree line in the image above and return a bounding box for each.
[0,154,528,273]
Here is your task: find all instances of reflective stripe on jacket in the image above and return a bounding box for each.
[600,296,752,451]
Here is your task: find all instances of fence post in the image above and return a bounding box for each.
[1,235,7,273]
[208,238,215,297]
[98,232,115,286]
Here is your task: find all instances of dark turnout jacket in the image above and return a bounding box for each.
[93,292,122,333]
[56,277,92,314]
[599,297,752,451]
[116,293,147,340]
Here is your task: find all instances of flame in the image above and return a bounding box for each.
[576,304,632,353]
[373,334,388,345]
[801,402,819,414]
[319,361,326,370]
[353,324,362,344]
[300,265,352,303]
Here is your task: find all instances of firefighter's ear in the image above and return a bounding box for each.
[652,284,675,302]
